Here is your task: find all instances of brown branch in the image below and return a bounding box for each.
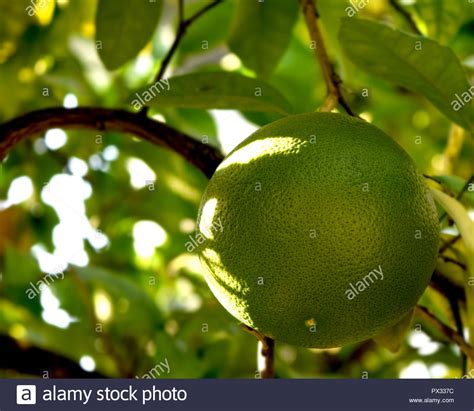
[389,0,422,36]
[0,107,223,178]
[140,0,224,116]
[429,270,467,374]
[241,324,275,378]
[415,305,474,361]
[259,337,275,378]
[429,270,465,305]
[438,255,466,270]
[298,0,356,116]
[447,292,467,375]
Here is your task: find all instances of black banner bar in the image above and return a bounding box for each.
[1,379,473,410]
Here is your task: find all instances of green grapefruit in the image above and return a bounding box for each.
[196,112,439,348]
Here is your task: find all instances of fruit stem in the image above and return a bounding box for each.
[241,324,275,378]
[298,0,357,117]
[258,337,275,379]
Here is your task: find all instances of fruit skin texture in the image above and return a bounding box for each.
[197,112,439,348]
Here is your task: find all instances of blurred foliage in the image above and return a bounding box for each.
[0,0,473,379]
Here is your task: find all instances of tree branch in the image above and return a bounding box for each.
[241,324,275,378]
[298,0,357,116]
[140,0,224,116]
[429,270,467,374]
[447,291,467,375]
[0,5,228,175]
[415,305,474,361]
[0,107,223,178]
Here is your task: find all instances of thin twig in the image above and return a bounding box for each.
[439,175,474,223]
[438,255,467,270]
[430,270,468,375]
[0,107,223,178]
[140,0,224,116]
[423,174,456,197]
[389,0,422,35]
[423,174,442,185]
[456,175,474,201]
[447,295,467,376]
[298,0,357,116]
[187,0,223,25]
[439,234,461,254]
[178,0,184,23]
[241,324,275,378]
[415,305,474,361]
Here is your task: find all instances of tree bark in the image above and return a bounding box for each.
[0,107,224,178]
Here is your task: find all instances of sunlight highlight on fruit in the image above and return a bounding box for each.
[199,198,219,239]
[218,136,303,169]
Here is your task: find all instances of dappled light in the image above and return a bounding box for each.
[0,0,472,387]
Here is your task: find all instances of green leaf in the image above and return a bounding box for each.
[4,245,39,288]
[430,188,474,347]
[74,266,163,333]
[133,72,292,114]
[317,0,352,72]
[339,18,473,131]
[434,175,474,208]
[0,0,30,61]
[179,0,233,55]
[414,0,464,44]
[373,308,415,353]
[431,189,474,270]
[162,108,220,148]
[2,245,43,317]
[228,0,298,78]
[95,0,162,70]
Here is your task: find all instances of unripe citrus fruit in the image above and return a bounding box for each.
[197,112,439,348]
